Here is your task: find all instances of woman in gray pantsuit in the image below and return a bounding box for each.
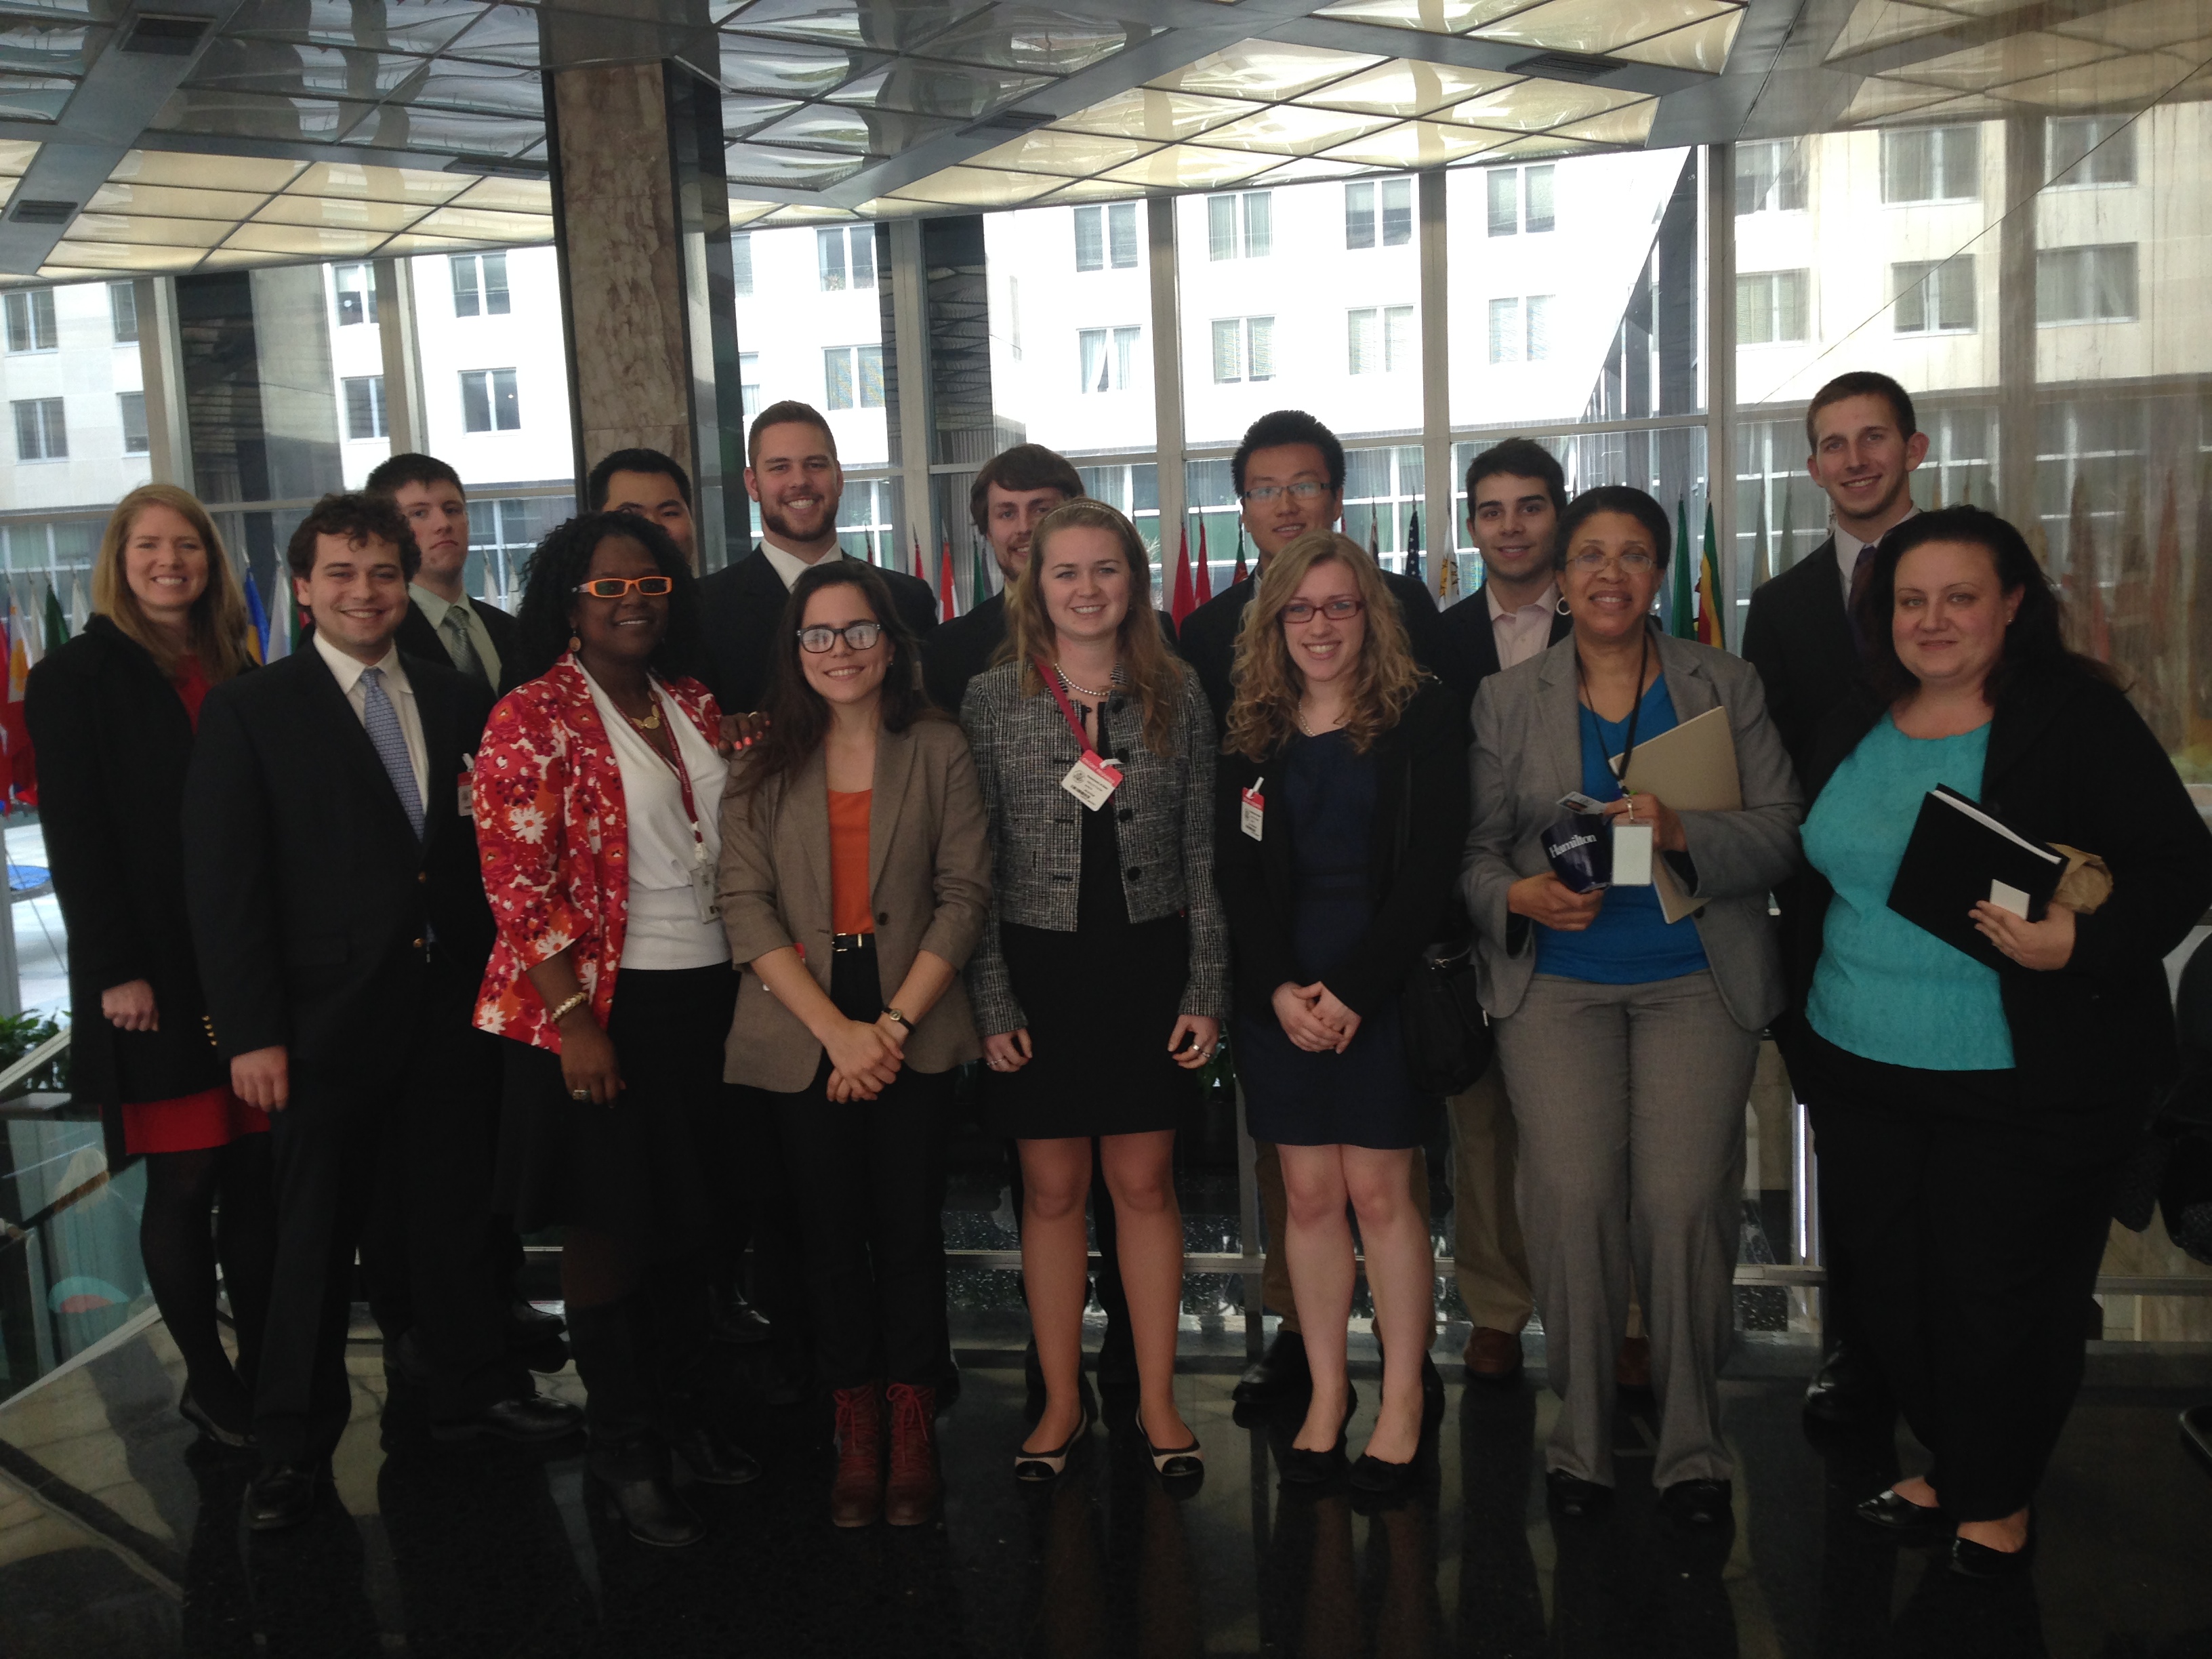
[1461,486,1802,1527]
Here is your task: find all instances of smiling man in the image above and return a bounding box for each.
[369,452,524,697]
[921,444,1083,715]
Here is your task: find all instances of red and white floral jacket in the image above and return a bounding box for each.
[472,655,722,1051]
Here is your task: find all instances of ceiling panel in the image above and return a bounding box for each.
[1608,8,1743,69]
[224,0,487,56]
[723,140,868,186]
[1547,98,1658,142]
[251,193,429,231]
[824,56,1051,116]
[1467,0,1740,57]
[1050,87,1261,140]
[718,0,992,54]
[1893,30,2121,89]
[64,213,233,247]
[0,138,38,174]
[0,70,68,119]
[1994,49,2200,106]
[888,163,1064,205]
[185,40,426,100]
[746,104,960,155]
[1443,77,1641,131]
[2051,0,2212,51]
[439,5,542,68]
[717,33,884,97]
[283,161,472,203]
[408,203,553,239]
[920,8,1152,76]
[108,150,304,192]
[43,239,206,271]
[1322,117,1513,165]
[84,182,272,219]
[221,221,390,255]
[345,107,543,155]
[445,173,552,213]
[1309,0,1542,32]
[1145,41,1382,102]
[722,92,803,136]
[151,89,373,143]
[405,62,545,115]
[1300,59,1520,117]
[1096,141,1279,187]
[0,16,97,76]
[968,127,1164,175]
[1193,102,1398,152]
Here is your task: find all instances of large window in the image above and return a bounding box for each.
[14,396,66,459]
[1738,270,1811,344]
[817,226,875,292]
[1075,203,1139,272]
[1207,191,1272,261]
[1210,316,1274,384]
[451,253,510,318]
[1487,166,1555,236]
[344,375,388,440]
[734,233,753,297]
[460,368,520,432]
[1079,326,1140,394]
[333,264,377,327]
[1736,140,1807,214]
[1893,258,1976,335]
[1487,295,1554,363]
[119,391,148,455]
[1345,178,1412,249]
[2046,116,2135,187]
[730,220,890,476]
[108,283,139,345]
[1347,306,1414,375]
[1881,126,1980,203]
[2036,245,2139,324]
[5,289,56,353]
[823,344,884,411]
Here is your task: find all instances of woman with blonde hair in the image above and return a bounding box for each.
[26,484,271,1449]
[1215,531,1469,1492]
[962,498,1227,1484]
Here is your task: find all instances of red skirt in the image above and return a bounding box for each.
[120,1086,270,1155]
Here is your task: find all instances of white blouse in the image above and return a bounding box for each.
[583,668,730,970]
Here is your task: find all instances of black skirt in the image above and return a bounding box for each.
[497,962,738,1254]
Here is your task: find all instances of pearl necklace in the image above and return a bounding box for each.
[1054,661,1115,700]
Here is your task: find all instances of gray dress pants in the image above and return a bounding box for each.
[1494,970,1757,1489]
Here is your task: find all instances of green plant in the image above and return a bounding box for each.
[0,1012,69,1092]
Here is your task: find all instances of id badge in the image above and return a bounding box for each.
[1611,821,1655,886]
[1240,776,1265,841]
[689,844,721,922]
[457,755,476,822]
[1060,751,1124,811]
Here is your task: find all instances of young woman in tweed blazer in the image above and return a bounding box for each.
[961,499,1228,1485]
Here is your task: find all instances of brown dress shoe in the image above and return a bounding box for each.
[831,1384,884,1528]
[884,1382,941,1527]
[1462,1326,1524,1382]
[1616,1336,1652,1392]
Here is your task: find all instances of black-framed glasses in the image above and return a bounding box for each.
[1282,597,1364,623]
[1240,481,1331,506]
[574,575,674,598]
[798,621,884,653]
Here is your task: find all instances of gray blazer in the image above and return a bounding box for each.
[1460,626,1803,1031]
[960,658,1229,1036]
[718,718,991,1092]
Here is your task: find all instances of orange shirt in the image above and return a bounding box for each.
[828,789,874,935]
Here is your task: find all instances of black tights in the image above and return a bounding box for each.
[138,1137,276,1433]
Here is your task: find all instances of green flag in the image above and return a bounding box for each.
[1670,498,1695,638]
[970,542,992,611]
[41,579,67,651]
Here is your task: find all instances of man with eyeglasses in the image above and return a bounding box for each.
[1176,409,1451,1418]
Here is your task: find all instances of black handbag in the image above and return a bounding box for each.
[1391,760,1494,1095]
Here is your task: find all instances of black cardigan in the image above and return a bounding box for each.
[1213,680,1471,1023]
[24,617,230,1114]
[1793,666,2212,1119]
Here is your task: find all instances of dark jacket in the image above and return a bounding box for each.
[1214,681,1471,1023]
[395,593,525,698]
[1437,581,1574,701]
[921,589,1181,717]
[1178,569,1450,733]
[1793,667,2212,1118]
[1741,537,1858,783]
[24,617,228,1113]
[698,547,938,716]
[183,645,497,1069]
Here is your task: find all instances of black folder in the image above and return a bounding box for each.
[1885,785,2065,970]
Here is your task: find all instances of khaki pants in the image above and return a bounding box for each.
[1447,1061,1534,1334]
[1254,1140,1435,1343]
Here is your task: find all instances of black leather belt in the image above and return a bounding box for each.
[832,932,876,954]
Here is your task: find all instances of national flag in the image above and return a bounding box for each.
[1368,506,1381,562]
[68,575,88,636]
[1780,489,1797,571]
[1232,526,1250,586]
[912,528,925,583]
[1669,499,1695,639]
[1195,521,1212,606]
[1,596,35,809]
[267,572,292,660]
[970,541,992,611]
[41,579,67,652]
[1694,502,1724,650]
[1440,542,1460,602]
[1170,525,1196,628]
[1404,506,1423,589]
[1752,491,1772,591]
[243,573,270,663]
[939,533,957,621]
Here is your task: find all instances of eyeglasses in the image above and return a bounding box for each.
[574,575,674,598]
[1566,551,1657,575]
[798,621,884,653]
[1282,598,1365,623]
[1240,481,1332,506]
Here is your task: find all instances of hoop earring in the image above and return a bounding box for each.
[1555,596,1571,617]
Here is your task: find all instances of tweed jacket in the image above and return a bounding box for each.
[1460,626,1803,1032]
[960,657,1229,1036]
[717,717,992,1092]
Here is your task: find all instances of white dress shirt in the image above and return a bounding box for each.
[1488,579,1562,671]
[313,628,428,807]
[409,582,504,687]
[583,668,731,970]
[760,539,851,591]
[1832,506,1919,609]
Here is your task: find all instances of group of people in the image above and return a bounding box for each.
[29,371,2209,1582]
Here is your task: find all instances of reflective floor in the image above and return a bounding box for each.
[4,1310,2212,1658]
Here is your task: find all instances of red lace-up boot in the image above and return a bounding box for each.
[831,1383,884,1528]
[884,1382,941,1527]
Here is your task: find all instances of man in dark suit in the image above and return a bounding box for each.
[1741,369,1927,1430]
[689,405,938,716]
[922,443,1084,715]
[1438,438,1574,1389]
[369,453,526,698]
[186,493,580,1530]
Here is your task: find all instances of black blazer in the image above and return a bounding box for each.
[394,593,525,698]
[183,645,497,1069]
[1180,568,1450,733]
[24,618,228,1113]
[1741,537,1858,783]
[697,547,939,714]
[1436,581,1574,700]
[1793,668,2212,1120]
[1213,681,1471,1023]
[920,590,1181,716]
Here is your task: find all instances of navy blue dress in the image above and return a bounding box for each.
[1233,729,1430,1149]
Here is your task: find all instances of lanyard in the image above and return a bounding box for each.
[638,687,707,853]
[1574,626,1652,790]
[1037,657,1103,757]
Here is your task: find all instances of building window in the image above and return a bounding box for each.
[451,252,510,318]
[1347,305,1414,375]
[1881,126,1980,203]
[817,225,876,292]
[1735,140,1807,213]
[4,288,57,352]
[1345,178,1412,249]
[1210,315,1275,384]
[460,368,520,432]
[13,396,66,460]
[1206,191,1273,261]
[1075,203,1139,272]
[1486,295,1554,363]
[119,391,148,455]
[735,232,753,298]
[1892,257,1976,335]
[1486,166,1555,236]
[344,375,388,440]
[1736,270,1811,344]
[2036,244,2138,324]
[1078,325,1140,393]
[740,351,760,419]
[333,264,377,327]
[2045,115,2135,187]
[109,281,140,344]
[823,344,884,410]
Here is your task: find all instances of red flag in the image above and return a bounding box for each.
[939,534,957,621]
[1195,520,1213,605]
[912,528,925,583]
[1232,526,1250,586]
[1,596,35,811]
[1170,525,1196,627]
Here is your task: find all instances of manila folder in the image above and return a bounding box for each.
[1613,705,1740,925]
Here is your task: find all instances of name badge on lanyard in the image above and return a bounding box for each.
[1040,656,1123,812]
[1240,776,1265,840]
[457,752,476,821]
[642,691,721,922]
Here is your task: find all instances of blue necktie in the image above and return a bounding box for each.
[361,666,425,840]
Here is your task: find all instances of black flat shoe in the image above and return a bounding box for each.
[1658,1478,1733,1526]
[670,1420,762,1486]
[1134,1409,1204,1481]
[1854,1488,1952,1539]
[430,1393,586,1445]
[1232,1329,1310,1408]
[245,1462,323,1531]
[1349,1452,1416,1496]
[180,1388,253,1452]
[1280,1386,1357,1486]
[1545,1470,1612,1520]
[599,1473,704,1548]
[707,1286,773,1349]
[1015,1393,1092,1482]
[1950,1527,2034,1580]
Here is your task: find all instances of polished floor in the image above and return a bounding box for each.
[3,1309,2211,1659]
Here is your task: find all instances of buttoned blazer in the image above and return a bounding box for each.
[959,657,1229,1036]
[717,717,991,1092]
[1460,626,1804,1031]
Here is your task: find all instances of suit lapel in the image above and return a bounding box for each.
[1465,585,1503,681]
[1534,637,1584,802]
[869,724,916,898]
[790,745,834,932]
[409,658,457,850]
[1652,630,1719,724]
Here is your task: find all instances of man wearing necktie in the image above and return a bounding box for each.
[372,453,527,698]
[186,493,580,1532]
[1742,370,1927,1435]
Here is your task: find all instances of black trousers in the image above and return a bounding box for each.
[745,941,952,1391]
[1801,1034,2118,1521]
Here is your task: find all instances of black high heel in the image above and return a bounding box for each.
[1015,1393,1092,1482]
[1950,1515,2035,1580]
[1281,1385,1356,1486]
[179,1387,253,1452]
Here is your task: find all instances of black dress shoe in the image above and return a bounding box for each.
[1950,1527,2034,1580]
[507,1297,566,1348]
[1349,1452,1417,1496]
[430,1393,586,1446]
[599,1473,705,1548]
[180,1387,253,1453]
[1658,1478,1733,1526]
[1420,1352,1446,1421]
[1854,1488,1952,1539]
[1232,1329,1311,1407]
[1803,1340,1891,1428]
[245,1462,323,1531]
[706,1286,773,1349]
[1279,1386,1357,1486]
[671,1420,762,1486]
[1545,1470,1612,1519]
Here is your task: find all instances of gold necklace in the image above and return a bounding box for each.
[624,695,663,732]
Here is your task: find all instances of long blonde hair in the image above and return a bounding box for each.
[90,485,255,682]
[1224,531,1422,760]
[1000,497,1187,756]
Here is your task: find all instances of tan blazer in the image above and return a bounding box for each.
[718,717,991,1092]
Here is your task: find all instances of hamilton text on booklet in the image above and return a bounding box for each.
[1886,783,2065,971]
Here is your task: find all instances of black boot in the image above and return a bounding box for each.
[566,1300,701,1549]
[644,1269,762,1490]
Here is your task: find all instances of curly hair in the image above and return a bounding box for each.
[286,491,419,582]
[91,484,257,683]
[1224,531,1423,761]
[514,512,703,683]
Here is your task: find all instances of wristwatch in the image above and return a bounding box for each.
[882,1006,912,1031]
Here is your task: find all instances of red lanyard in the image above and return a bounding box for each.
[638,688,705,848]
[1037,657,1102,756]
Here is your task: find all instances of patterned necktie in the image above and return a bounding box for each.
[1845,537,1880,657]
[360,666,425,840]
[441,607,489,687]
